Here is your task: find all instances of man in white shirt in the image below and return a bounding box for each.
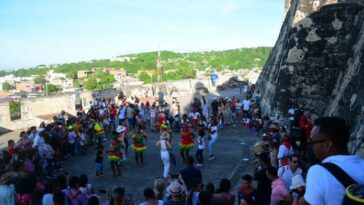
[278,154,302,190]
[242,97,251,118]
[299,117,364,205]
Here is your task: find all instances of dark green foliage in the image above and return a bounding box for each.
[2,82,14,91]
[34,76,46,84]
[0,47,272,85]
[83,71,115,90]
[9,100,20,113]
[46,84,60,93]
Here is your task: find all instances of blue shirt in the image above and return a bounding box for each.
[0,184,16,205]
[179,166,202,191]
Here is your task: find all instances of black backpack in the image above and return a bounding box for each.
[320,163,364,204]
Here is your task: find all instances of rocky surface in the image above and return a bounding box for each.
[256,0,364,157]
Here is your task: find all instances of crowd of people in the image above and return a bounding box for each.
[0,83,364,205]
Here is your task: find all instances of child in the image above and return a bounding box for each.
[95,145,104,176]
[79,127,88,155]
[8,140,15,156]
[244,118,250,128]
[195,129,205,167]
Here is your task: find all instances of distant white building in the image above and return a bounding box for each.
[110,56,131,62]
[47,70,66,80]
[1,75,21,85]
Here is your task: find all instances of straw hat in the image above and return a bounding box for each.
[116,125,126,133]
[290,174,305,189]
[167,181,184,196]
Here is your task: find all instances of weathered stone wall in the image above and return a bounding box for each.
[21,93,76,117]
[256,0,364,156]
[80,89,119,110]
[0,93,76,130]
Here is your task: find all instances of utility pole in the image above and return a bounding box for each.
[157,49,162,82]
[45,75,48,96]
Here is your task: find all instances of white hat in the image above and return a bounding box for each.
[290,174,305,189]
[167,181,184,196]
[116,125,126,133]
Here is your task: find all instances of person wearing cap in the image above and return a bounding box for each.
[164,180,186,205]
[290,174,305,205]
[131,125,147,167]
[156,129,172,178]
[116,125,127,160]
[0,172,17,205]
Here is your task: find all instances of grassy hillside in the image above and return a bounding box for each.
[0,47,272,83]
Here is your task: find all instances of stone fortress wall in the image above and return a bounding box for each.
[256,0,364,157]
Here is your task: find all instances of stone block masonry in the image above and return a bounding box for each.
[256,1,364,157]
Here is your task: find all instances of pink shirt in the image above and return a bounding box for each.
[270,177,289,205]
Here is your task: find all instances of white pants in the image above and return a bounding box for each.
[160,150,170,178]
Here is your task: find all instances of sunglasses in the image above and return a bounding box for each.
[292,161,299,163]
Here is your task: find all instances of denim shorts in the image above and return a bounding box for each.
[96,163,103,171]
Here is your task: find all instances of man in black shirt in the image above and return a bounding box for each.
[211,98,219,118]
[179,156,202,192]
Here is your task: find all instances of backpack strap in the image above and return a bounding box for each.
[320,162,357,188]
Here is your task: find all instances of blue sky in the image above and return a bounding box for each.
[0,0,285,70]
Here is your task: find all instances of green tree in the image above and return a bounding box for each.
[9,101,20,113]
[2,82,14,91]
[46,84,59,94]
[66,71,77,79]
[34,75,46,84]
[73,80,81,88]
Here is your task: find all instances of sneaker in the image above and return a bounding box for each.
[208,156,215,161]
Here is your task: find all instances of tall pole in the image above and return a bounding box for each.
[157,49,162,82]
[45,75,48,96]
